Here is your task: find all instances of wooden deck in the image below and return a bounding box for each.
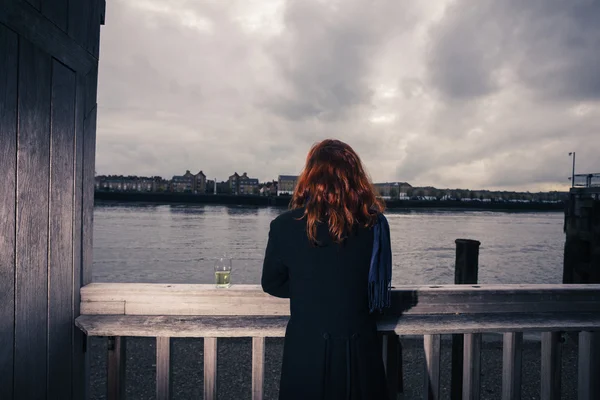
[76,283,600,400]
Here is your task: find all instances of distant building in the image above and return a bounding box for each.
[277,175,298,196]
[259,181,278,196]
[193,170,207,194]
[95,175,159,192]
[373,182,412,199]
[229,172,259,195]
[171,170,194,193]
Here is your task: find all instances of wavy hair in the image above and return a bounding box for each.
[290,139,384,244]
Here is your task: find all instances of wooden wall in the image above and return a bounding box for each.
[0,0,104,398]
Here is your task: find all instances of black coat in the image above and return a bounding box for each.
[261,209,389,400]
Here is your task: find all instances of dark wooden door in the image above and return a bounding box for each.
[0,1,104,398]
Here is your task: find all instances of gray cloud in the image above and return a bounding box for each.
[96,0,600,191]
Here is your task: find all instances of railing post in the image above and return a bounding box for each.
[578,331,600,400]
[452,239,481,399]
[156,337,172,400]
[107,336,126,400]
[541,332,562,400]
[424,334,441,400]
[463,333,482,400]
[252,337,265,400]
[502,332,523,400]
[204,337,218,400]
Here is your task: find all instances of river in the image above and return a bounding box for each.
[93,202,565,285]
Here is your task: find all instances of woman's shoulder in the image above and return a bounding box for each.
[270,208,305,230]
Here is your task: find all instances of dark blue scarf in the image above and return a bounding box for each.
[368,213,392,313]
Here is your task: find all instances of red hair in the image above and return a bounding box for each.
[290,139,385,244]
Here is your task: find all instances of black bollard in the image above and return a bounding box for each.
[451,239,481,400]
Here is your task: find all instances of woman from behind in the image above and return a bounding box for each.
[261,139,392,400]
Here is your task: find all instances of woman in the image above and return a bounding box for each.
[261,139,392,400]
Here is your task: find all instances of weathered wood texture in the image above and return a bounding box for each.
[0,24,18,400]
[81,103,97,286]
[14,38,52,400]
[541,332,562,400]
[204,337,218,400]
[502,332,522,400]
[252,337,265,400]
[0,0,104,398]
[68,0,105,59]
[79,283,600,316]
[42,0,69,32]
[462,333,481,400]
[75,313,600,339]
[156,337,172,400]
[48,59,77,400]
[107,337,126,400]
[0,1,97,73]
[424,334,441,400]
[72,72,87,399]
[578,331,600,400]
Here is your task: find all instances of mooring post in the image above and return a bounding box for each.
[451,239,481,400]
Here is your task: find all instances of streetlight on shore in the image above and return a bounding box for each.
[568,152,576,188]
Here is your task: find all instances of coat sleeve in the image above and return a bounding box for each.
[261,220,290,298]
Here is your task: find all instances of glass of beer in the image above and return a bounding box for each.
[214,257,232,288]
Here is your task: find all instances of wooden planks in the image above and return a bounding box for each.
[48,58,77,400]
[79,283,600,317]
[156,337,172,400]
[578,331,600,400]
[75,312,600,339]
[68,0,105,59]
[107,336,126,400]
[424,334,441,400]
[81,102,96,286]
[0,1,96,73]
[14,37,52,399]
[252,337,265,400]
[204,337,218,400]
[72,72,87,400]
[463,333,481,400]
[0,23,18,400]
[42,0,69,32]
[502,332,523,400]
[541,332,561,400]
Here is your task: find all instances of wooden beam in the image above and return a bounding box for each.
[48,58,77,400]
[14,37,52,400]
[578,331,600,400]
[107,337,126,400]
[541,332,561,400]
[81,104,96,286]
[156,337,172,400]
[71,71,87,400]
[204,337,217,400]
[252,337,265,400]
[0,1,97,73]
[502,332,523,400]
[463,333,481,400]
[75,313,600,338]
[79,283,600,317]
[0,24,18,400]
[424,334,441,400]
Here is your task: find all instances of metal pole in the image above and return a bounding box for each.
[572,152,576,188]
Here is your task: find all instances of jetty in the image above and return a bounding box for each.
[0,1,599,399]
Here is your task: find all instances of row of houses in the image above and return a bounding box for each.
[95,172,300,196]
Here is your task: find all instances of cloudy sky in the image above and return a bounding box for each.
[96,0,600,191]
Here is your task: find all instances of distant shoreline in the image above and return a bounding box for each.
[94,191,565,212]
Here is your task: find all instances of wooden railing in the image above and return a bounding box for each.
[75,283,600,400]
